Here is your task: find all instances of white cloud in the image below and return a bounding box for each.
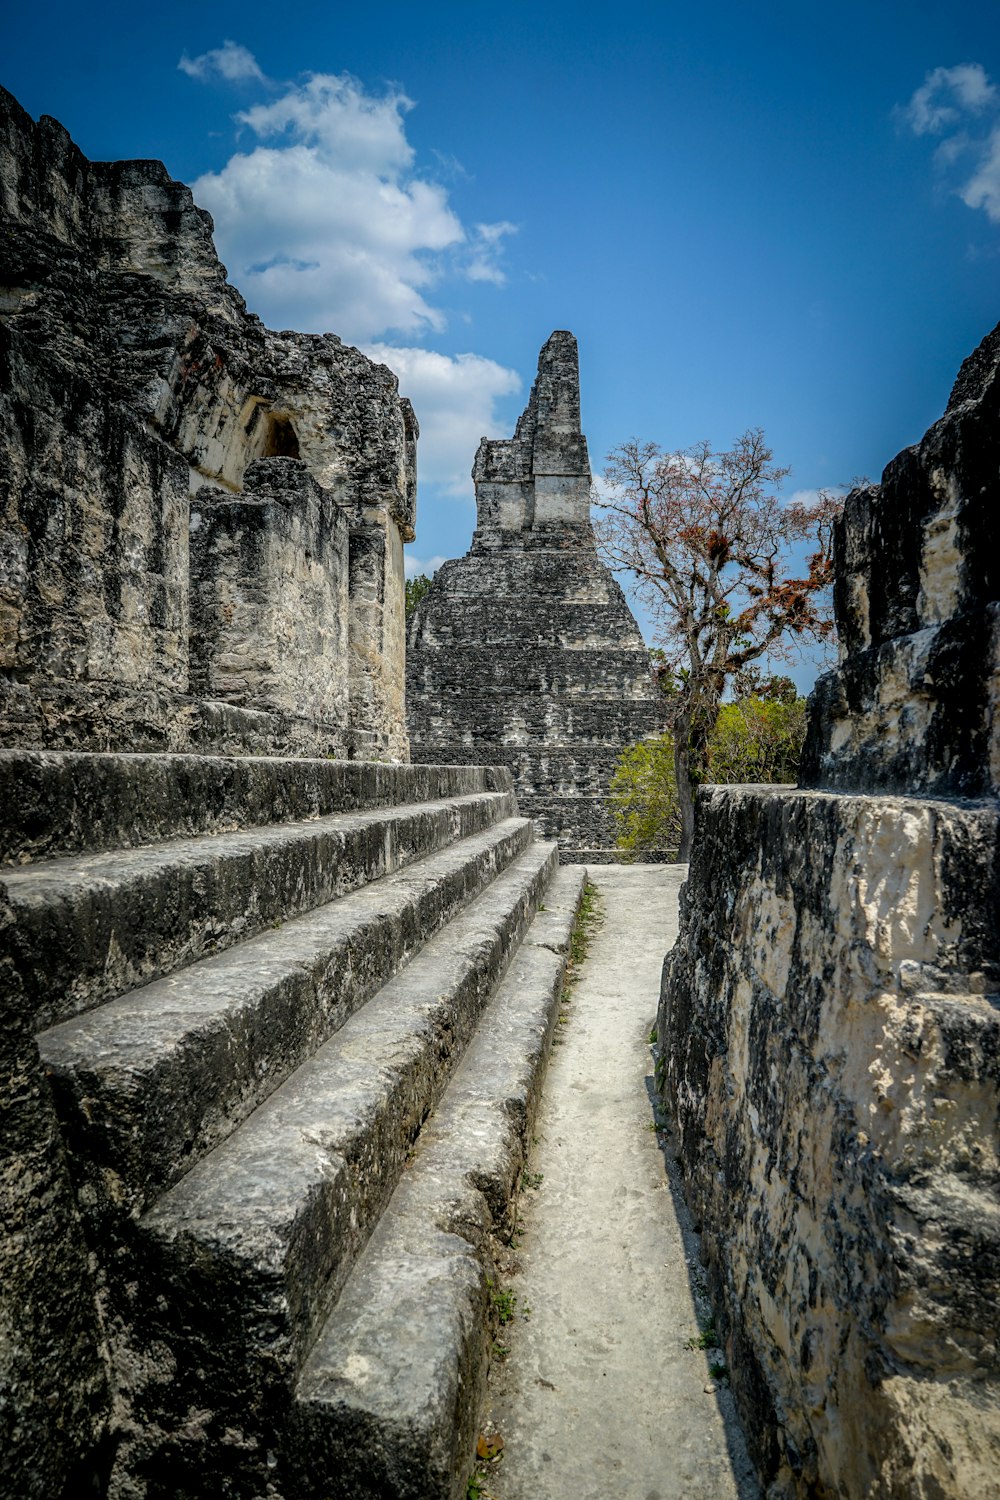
[184,58,514,341]
[404,552,448,578]
[961,126,1000,222]
[465,221,519,284]
[902,64,996,136]
[179,40,265,84]
[901,63,1000,227]
[365,344,522,496]
[238,73,415,174]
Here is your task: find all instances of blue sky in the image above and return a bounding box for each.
[6,1,1000,689]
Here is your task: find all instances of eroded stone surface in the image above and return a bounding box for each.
[0,896,112,1500]
[660,324,1000,1499]
[406,332,664,858]
[801,320,1000,797]
[0,85,415,758]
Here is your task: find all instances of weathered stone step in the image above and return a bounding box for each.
[132,843,559,1455]
[39,816,535,1219]
[0,749,510,866]
[289,866,586,1500]
[14,788,516,1028]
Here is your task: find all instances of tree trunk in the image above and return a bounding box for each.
[674,730,695,863]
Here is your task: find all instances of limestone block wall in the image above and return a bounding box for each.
[407,333,664,859]
[661,787,1000,1497]
[801,321,1000,798]
[659,322,1000,1498]
[0,85,414,759]
[189,459,351,724]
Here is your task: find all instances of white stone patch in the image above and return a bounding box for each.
[341,1352,372,1387]
[918,475,963,625]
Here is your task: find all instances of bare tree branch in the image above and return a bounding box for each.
[593,432,841,858]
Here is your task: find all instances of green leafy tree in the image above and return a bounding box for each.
[594,430,840,859]
[610,688,808,861]
[709,694,806,784]
[405,573,433,620]
[610,734,682,861]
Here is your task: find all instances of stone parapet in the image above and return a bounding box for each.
[660,784,1000,1498]
[660,322,1000,1498]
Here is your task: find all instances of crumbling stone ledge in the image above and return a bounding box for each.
[658,784,1000,1499]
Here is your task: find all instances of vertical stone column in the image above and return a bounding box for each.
[530,331,593,528]
[346,506,409,759]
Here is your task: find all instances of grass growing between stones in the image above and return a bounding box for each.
[489,1282,518,1325]
[685,1316,719,1352]
[552,878,603,1047]
[685,1313,729,1382]
[565,878,603,986]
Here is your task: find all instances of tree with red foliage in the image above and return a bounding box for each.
[594,429,840,860]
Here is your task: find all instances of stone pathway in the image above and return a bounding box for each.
[481,865,760,1500]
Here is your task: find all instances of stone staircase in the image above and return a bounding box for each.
[4,750,585,1500]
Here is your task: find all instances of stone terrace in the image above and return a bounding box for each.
[4,748,585,1498]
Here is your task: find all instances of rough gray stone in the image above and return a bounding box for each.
[39,812,534,1224]
[289,866,585,1500]
[109,842,557,1495]
[0,902,112,1500]
[800,319,1000,798]
[0,85,415,759]
[0,750,511,866]
[13,788,516,1027]
[3,737,578,1497]
[659,323,1000,1499]
[406,332,665,860]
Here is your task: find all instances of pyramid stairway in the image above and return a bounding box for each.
[3,749,585,1500]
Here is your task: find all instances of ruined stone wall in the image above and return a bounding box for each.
[189,460,351,725]
[658,323,1000,1498]
[801,322,1000,798]
[0,86,415,759]
[1,890,113,1499]
[406,332,664,860]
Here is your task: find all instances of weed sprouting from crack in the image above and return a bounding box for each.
[563,879,604,994]
[486,1279,517,1325]
[685,1314,720,1352]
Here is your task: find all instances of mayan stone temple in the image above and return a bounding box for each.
[405,332,665,860]
[2,77,1000,1500]
[0,87,590,1500]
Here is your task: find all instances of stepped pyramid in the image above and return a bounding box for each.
[405,333,665,861]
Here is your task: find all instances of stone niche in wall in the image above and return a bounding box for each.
[406,331,665,860]
[658,322,1000,1499]
[0,85,416,761]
